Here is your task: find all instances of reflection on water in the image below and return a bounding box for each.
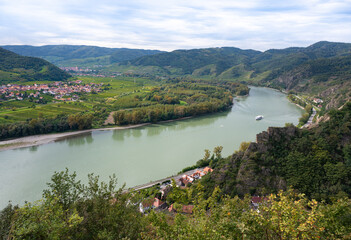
[0,87,304,208]
[85,134,93,144]
[112,130,125,142]
[146,125,163,137]
[111,111,231,142]
[131,129,142,138]
[62,133,94,147]
[29,146,38,152]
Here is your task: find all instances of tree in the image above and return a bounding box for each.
[112,111,126,125]
[203,149,211,162]
[43,168,84,210]
[213,146,223,159]
[10,196,83,239]
[0,203,18,239]
[8,169,144,239]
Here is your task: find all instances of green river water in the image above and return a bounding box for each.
[0,87,304,208]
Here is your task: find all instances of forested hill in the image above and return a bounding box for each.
[123,47,261,75]
[1,45,164,67]
[269,54,351,109]
[122,41,351,109]
[200,101,351,202]
[0,47,70,83]
[123,41,351,77]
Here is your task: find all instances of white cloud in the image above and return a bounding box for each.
[0,0,351,51]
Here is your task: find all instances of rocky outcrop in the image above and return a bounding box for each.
[209,126,299,196]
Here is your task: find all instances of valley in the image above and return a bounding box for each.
[0,42,350,239]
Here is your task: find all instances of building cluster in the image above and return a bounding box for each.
[60,66,122,78]
[178,167,213,186]
[60,67,93,72]
[74,73,120,78]
[312,98,324,108]
[139,167,214,215]
[312,98,323,104]
[0,81,103,101]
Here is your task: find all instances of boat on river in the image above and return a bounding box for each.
[255,115,263,120]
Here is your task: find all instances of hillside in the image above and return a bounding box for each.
[0,47,70,83]
[124,47,261,75]
[123,41,351,78]
[3,42,351,108]
[120,41,351,109]
[2,45,163,67]
[267,55,351,109]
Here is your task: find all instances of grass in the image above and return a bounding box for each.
[0,102,92,124]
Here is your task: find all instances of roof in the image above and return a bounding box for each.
[141,198,154,208]
[251,196,268,204]
[153,198,164,208]
[203,167,213,173]
[182,205,194,214]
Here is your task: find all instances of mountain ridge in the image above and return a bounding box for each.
[1,45,164,67]
[0,47,70,83]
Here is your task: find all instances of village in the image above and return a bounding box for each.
[138,167,214,214]
[0,80,103,102]
[137,166,265,215]
[60,66,123,78]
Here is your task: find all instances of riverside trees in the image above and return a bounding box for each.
[111,81,240,126]
[0,113,93,140]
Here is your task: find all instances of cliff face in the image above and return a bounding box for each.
[208,126,299,197]
[236,126,298,195]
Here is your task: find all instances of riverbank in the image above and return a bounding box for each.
[0,116,194,152]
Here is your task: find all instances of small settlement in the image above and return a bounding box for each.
[0,81,103,102]
[139,167,214,214]
[312,98,324,108]
[60,66,123,78]
[138,166,267,214]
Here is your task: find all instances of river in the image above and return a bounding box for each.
[0,87,304,208]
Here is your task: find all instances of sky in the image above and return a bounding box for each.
[1,0,351,51]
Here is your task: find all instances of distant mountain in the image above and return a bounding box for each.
[123,47,261,75]
[1,45,164,67]
[3,42,350,108]
[0,47,70,83]
[119,41,351,108]
[267,55,351,109]
[123,41,351,77]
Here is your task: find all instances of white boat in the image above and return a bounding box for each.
[255,115,263,120]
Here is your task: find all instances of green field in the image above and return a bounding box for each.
[0,76,159,124]
[0,102,92,124]
[0,76,249,130]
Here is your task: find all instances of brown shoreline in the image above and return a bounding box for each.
[0,116,194,152]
